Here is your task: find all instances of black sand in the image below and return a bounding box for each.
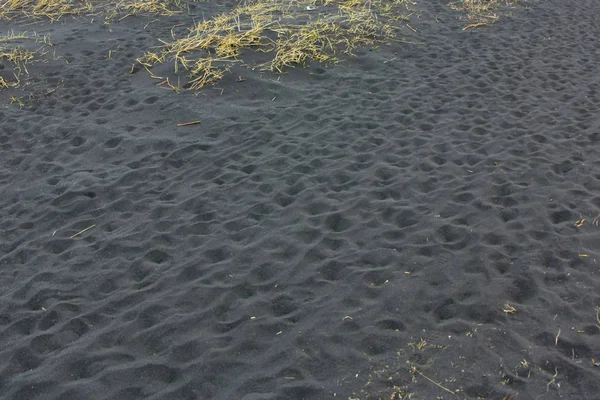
[1,0,600,399]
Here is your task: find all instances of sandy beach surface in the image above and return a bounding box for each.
[1,0,600,398]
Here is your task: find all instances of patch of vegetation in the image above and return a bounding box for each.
[0,30,51,89]
[137,0,415,90]
[0,0,92,21]
[448,0,517,29]
[0,0,185,22]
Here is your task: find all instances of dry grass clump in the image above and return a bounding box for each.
[0,0,184,22]
[0,31,50,89]
[448,0,516,28]
[0,0,93,21]
[138,0,414,91]
[106,0,184,21]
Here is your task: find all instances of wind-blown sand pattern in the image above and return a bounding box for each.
[1,0,600,399]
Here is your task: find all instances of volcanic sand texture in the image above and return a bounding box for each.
[2,0,600,399]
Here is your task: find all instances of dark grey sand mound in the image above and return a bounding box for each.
[1,0,600,399]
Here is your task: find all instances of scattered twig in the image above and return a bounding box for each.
[411,366,456,396]
[157,77,180,92]
[70,224,96,239]
[177,120,201,127]
[463,22,487,30]
[503,303,517,314]
[546,367,559,391]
